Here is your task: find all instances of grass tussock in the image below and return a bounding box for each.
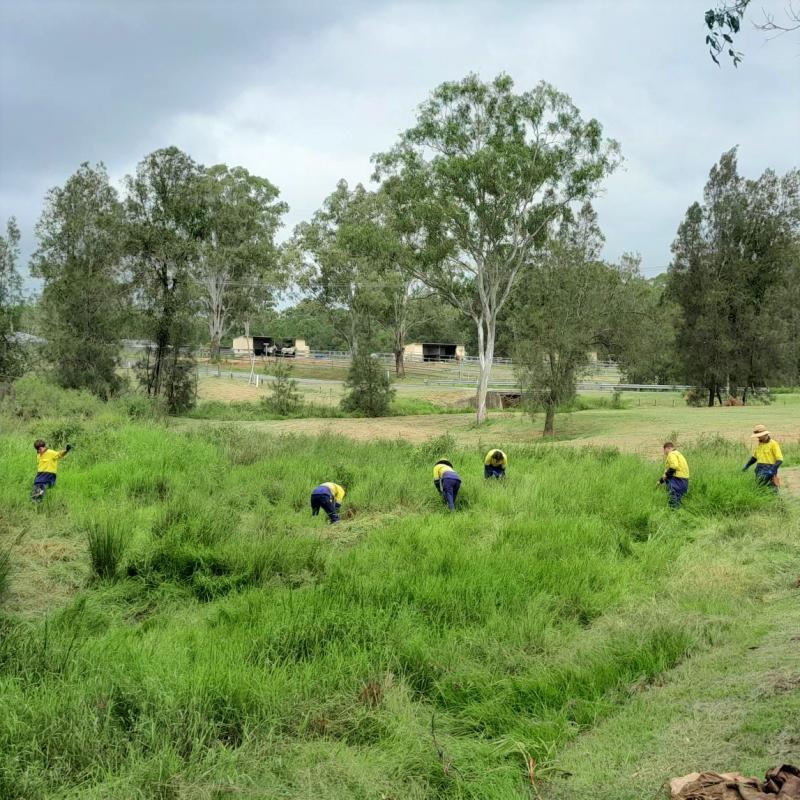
[0,408,797,800]
[0,542,13,602]
[86,516,128,580]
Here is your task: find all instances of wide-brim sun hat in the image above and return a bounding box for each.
[751,424,770,438]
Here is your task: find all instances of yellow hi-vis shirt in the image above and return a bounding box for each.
[753,439,782,465]
[36,448,66,474]
[664,450,689,479]
[433,463,457,481]
[484,449,507,467]
[321,482,346,502]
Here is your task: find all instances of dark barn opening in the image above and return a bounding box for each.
[422,343,457,362]
[251,336,274,356]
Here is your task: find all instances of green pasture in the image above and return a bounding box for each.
[178,393,800,456]
[1,404,798,798]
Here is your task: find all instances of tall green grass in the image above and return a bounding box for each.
[0,540,13,602]
[86,515,128,580]
[0,410,794,799]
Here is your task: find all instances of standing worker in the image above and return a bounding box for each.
[433,459,461,511]
[310,482,346,524]
[484,448,507,479]
[31,439,72,502]
[743,424,783,491]
[658,441,689,509]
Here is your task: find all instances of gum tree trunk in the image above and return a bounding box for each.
[475,312,496,425]
[543,403,556,436]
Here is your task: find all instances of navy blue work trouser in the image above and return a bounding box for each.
[755,464,778,492]
[310,489,340,523]
[484,465,505,479]
[32,471,57,500]
[435,475,461,511]
[665,477,688,509]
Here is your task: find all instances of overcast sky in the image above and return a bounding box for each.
[1,0,798,289]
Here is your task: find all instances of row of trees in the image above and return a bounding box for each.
[669,148,800,405]
[1,74,798,425]
[4,151,287,408]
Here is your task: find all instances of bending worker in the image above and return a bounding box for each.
[310,481,345,524]
[484,448,507,479]
[743,424,782,491]
[433,459,461,512]
[658,441,689,509]
[32,439,72,502]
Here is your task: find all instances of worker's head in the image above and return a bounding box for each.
[34,439,46,452]
[662,442,674,454]
[491,449,503,462]
[436,459,453,468]
[752,424,771,443]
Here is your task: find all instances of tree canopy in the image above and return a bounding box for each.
[0,217,24,387]
[668,148,800,403]
[374,73,621,423]
[31,163,125,398]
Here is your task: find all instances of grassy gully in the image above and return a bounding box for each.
[0,416,792,799]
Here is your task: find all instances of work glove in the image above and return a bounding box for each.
[742,463,750,472]
[65,444,73,452]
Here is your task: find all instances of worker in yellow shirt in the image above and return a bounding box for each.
[743,424,783,491]
[310,482,345,524]
[433,459,461,511]
[484,448,507,479]
[657,442,689,509]
[32,439,72,502]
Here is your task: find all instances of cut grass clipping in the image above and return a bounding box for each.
[0,415,796,800]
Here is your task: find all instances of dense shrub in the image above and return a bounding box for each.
[261,359,302,415]
[683,387,707,407]
[1,374,103,419]
[340,353,395,417]
[116,394,165,421]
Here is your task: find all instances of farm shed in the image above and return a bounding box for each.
[231,336,309,357]
[232,335,274,356]
[405,342,465,362]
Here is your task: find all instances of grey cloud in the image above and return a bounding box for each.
[1,0,798,288]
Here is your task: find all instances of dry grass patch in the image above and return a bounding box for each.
[3,535,85,617]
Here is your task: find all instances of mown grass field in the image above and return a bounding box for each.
[182,391,800,458]
[1,386,798,799]
[195,375,477,410]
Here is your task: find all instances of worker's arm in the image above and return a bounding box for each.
[771,459,783,475]
[742,456,756,471]
[659,466,676,485]
[60,444,73,457]
[434,479,442,494]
